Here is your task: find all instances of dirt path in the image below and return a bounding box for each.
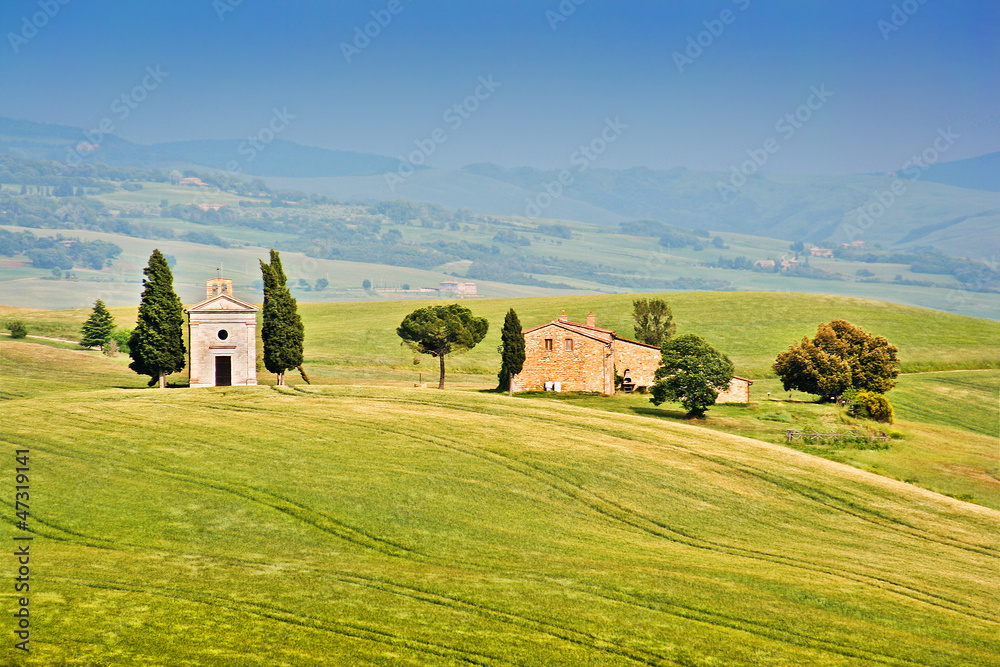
[0,332,81,345]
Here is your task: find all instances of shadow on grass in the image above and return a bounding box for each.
[629,406,699,421]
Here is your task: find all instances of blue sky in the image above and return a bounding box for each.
[1,0,997,174]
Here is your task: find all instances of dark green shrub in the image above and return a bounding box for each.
[6,320,28,339]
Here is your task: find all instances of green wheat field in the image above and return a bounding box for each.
[1,292,998,665]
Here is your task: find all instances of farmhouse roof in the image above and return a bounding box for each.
[523,314,660,350]
[523,320,614,345]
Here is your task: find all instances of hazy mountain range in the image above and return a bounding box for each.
[2,116,997,259]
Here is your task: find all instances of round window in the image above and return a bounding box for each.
[218,329,229,340]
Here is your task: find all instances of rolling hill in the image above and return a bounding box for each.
[0,374,997,664]
[3,287,998,664]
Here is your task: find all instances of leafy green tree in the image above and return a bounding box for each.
[260,249,305,386]
[80,299,115,349]
[397,304,488,389]
[632,298,676,347]
[315,277,328,291]
[650,334,734,417]
[110,328,133,354]
[773,320,899,400]
[362,279,372,290]
[128,249,186,388]
[497,308,525,396]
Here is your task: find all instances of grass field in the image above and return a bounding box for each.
[2,288,998,664]
[2,381,998,665]
[523,370,1000,511]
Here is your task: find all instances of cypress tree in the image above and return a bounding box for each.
[498,308,525,396]
[259,249,304,386]
[80,299,115,349]
[128,249,186,388]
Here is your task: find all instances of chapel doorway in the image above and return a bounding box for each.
[215,356,232,386]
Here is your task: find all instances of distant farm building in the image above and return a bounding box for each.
[186,278,258,388]
[511,311,661,395]
[716,376,753,404]
[754,259,776,269]
[439,281,477,296]
[810,247,834,258]
[179,177,207,187]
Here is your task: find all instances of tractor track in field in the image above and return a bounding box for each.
[300,407,999,627]
[324,570,917,667]
[8,389,999,663]
[323,573,671,665]
[550,579,947,667]
[52,576,513,666]
[10,394,998,628]
[365,394,1000,556]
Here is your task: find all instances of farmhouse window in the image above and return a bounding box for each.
[544,338,553,351]
[564,338,573,351]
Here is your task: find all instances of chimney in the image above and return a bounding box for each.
[558,310,568,323]
[586,311,596,328]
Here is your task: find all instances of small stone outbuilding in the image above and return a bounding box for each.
[511,310,661,395]
[716,376,753,403]
[186,278,258,387]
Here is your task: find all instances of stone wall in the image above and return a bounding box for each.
[716,377,751,403]
[512,323,613,394]
[613,340,662,389]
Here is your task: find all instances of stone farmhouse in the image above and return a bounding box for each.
[511,309,753,403]
[186,278,258,387]
[511,311,661,395]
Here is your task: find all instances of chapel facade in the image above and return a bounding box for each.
[185,278,258,387]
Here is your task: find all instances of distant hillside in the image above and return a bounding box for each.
[0,116,406,178]
[916,151,1000,192]
[0,117,187,169]
[461,163,1000,253]
[3,116,997,259]
[152,139,406,178]
[270,163,1000,259]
